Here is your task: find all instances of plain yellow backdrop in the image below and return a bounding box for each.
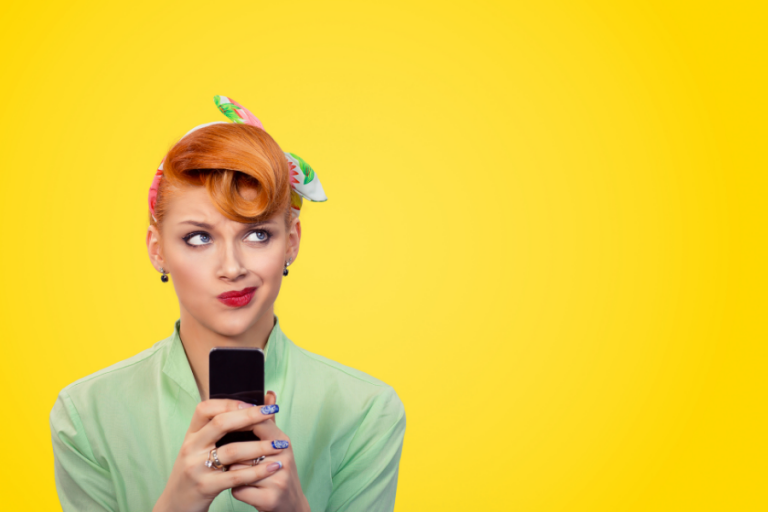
[1,0,766,510]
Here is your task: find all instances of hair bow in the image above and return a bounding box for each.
[148,95,327,221]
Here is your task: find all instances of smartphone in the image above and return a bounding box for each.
[209,347,265,448]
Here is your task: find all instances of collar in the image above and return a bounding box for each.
[162,314,287,401]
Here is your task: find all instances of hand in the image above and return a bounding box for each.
[228,392,310,512]
[152,393,290,512]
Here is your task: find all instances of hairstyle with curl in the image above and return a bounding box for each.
[150,123,293,230]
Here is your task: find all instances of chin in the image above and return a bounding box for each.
[209,311,262,337]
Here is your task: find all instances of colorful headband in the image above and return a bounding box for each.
[148,95,327,221]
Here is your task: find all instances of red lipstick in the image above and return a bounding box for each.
[217,287,257,308]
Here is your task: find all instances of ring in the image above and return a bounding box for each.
[205,449,228,472]
[251,455,266,466]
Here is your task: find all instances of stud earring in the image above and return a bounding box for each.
[283,259,291,276]
[160,267,169,283]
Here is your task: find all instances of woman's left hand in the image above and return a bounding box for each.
[227,391,310,512]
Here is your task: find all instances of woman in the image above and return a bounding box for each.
[49,96,406,512]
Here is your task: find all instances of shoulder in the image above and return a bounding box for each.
[287,341,405,421]
[291,343,393,388]
[51,335,171,417]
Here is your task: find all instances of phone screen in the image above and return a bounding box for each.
[209,347,264,447]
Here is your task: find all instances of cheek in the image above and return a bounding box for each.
[244,249,284,280]
[167,251,211,294]
[168,245,284,288]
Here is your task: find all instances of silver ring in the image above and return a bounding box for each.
[252,455,266,466]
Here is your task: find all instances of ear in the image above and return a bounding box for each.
[146,225,166,272]
[286,216,301,263]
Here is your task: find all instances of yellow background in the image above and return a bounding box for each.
[1,1,765,510]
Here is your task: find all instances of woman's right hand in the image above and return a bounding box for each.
[152,397,289,512]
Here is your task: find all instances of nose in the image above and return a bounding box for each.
[217,239,247,281]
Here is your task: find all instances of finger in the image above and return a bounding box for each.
[196,404,279,447]
[263,391,277,423]
[231,480,276,508]
[251,422,286,443]
[188,399,253,434]
[208,459,284,491]
[215,439,290,466]
[228,455,276,472]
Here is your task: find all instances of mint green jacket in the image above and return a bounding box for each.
[50,316,406,511]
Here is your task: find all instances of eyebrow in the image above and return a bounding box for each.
[180,220,275,229]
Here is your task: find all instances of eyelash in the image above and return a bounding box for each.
[182,229,273,248]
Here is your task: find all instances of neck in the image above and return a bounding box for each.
[178,305,276,401]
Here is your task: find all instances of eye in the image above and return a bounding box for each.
[183,232,212,247]
[244,230,271,243]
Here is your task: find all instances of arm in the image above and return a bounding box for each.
[326,388,407,512]
[50,390,118,512]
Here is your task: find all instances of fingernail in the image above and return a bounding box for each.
[272,440,289,449]
[238,402,256,409]
[260,404,279,415]
[267,461,282,472]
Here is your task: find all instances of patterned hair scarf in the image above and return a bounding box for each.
[148,95,327,221]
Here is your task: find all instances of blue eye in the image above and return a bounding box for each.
[184,232,211,246]
[245,230,271,243]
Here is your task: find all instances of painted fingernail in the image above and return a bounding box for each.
[238,402,256,409]
[260,404,279,415]
[272,440,290,449]
[267,461,282,472]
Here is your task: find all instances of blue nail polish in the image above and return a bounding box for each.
[272,440,289,449]
[261,404,279,415]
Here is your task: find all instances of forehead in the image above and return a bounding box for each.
[163,183,277,226]
[164,186,218,221]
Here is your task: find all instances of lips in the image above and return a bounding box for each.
[217,287,257,308]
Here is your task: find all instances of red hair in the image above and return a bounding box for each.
[150,123,292,229]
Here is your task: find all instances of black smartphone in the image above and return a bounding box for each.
[209,347,265,448]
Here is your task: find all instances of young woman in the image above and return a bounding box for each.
[49,96,406,512]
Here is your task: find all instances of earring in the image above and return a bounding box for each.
[283,259,291,276]
[160,267,169,283]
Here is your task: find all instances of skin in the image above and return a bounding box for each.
[147,183,310,512]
